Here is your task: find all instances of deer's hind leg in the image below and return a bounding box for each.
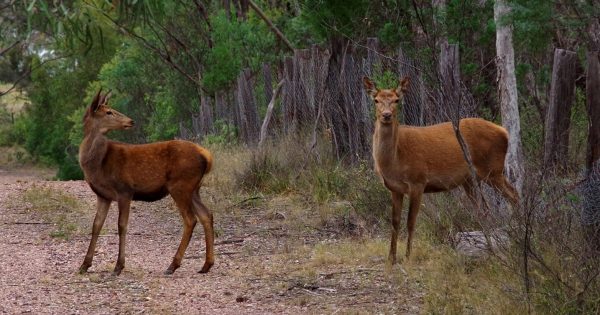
[191,192,214,273]
[486,174,519,206]
[166,188,197,275]
[113,198,131,275]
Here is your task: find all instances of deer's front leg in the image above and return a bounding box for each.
[113,198,131,276]
[80,196,111,274]
[389,191,404,265]
[406,188,424,259]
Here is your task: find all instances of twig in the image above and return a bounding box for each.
[215,238,245,245]
[227,196,264,209]
[9,222,51,225]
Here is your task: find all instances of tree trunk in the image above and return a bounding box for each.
[543,49,577,172]
[214,90,227,122]
[586,50,600,172]
[495,0,524,196]
[223,0,231,20]
[200,93,213,135]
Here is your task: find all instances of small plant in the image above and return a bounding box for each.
[236,150,289,194]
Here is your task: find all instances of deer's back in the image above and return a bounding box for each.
[392,118,508,190]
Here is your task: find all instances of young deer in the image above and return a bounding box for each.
[78,89,214,275]
[363,76,519,264]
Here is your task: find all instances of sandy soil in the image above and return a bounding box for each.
[0,167,423,314]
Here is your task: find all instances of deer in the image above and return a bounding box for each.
[78,89,215,276]
[363,76,519,265]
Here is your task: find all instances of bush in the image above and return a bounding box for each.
[236,135,391,235]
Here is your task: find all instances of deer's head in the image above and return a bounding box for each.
[84,89,134,134]
[363,76,410,124]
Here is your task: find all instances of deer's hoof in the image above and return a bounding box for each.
[112,265,124,276]
[165,262,179,275]
[198,262,213,274]
[79,264,90,274]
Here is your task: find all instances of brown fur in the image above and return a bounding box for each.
[78,89,215,275]
[364,76,519,264]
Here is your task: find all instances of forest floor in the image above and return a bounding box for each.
[0,166,425,314]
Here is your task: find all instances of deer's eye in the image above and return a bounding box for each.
[106,111,113,115]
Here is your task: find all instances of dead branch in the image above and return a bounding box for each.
[258,79,284,147]
[248,0,294,52]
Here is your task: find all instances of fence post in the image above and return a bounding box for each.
[543,49,578,171]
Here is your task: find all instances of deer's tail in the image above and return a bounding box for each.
[196,145,213,175]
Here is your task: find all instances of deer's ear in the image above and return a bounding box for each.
[396,76,410,95]
[363,76,378,98]
[91,88,103,112]
[102,90,113,105]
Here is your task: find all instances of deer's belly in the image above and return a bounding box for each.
[425,175,466,192]
[132,188,169,202]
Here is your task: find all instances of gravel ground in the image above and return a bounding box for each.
[0,167,423,314]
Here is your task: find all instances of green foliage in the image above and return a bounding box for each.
[145,89,181,142]
[301,0,371,41]
[203,10,278,93]
[203,120,238,146]
[509,0,556,56]
[17,26,119,179]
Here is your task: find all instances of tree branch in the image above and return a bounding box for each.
[248,0,294,52]
[0,40,22,57]
[0,55,70,97]
[94,7,208,93]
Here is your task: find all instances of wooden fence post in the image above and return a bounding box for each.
[263,63,273,107]
[543,49,578,171]
[398,46,423,126]
[438,42,461,123]
[586,50,600,172]
[281,56,295,133]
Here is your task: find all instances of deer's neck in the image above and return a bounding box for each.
[373,121,402,170]
[79,128,109,173]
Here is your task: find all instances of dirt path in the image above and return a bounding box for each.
[0,167,423,314]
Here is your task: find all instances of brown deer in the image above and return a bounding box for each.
[78,89,214,275]
[363,76,519,264]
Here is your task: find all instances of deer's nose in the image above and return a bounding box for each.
[382,112,392,120]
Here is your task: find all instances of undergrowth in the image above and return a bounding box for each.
[223,133,599,314]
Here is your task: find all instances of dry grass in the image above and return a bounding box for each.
[0,83,29,114]
[20,185,86,239]
[3,139,595,313]
[0,145,33,166]
[207,141,531,313]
